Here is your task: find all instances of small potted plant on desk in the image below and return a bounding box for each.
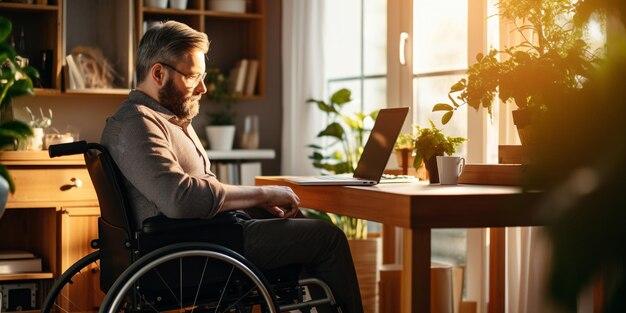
[204,68,237,151]
[413,121,466,184]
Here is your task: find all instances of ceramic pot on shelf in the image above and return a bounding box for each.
[205,125,236,150]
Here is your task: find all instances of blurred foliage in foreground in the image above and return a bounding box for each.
[527,1,626,311]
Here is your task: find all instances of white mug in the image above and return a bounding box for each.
[436,156,465,185]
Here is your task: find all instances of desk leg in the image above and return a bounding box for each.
[401,227,431,313]
[488,227,506,313]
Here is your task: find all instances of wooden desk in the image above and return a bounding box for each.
[255,177,544,313]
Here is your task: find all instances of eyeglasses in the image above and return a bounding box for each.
[158,62,207,87]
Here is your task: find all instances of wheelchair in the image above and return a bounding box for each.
[41,141,340,313]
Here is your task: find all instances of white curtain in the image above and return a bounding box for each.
[281,0,326,175]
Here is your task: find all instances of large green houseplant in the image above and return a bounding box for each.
[305,88,378,239]
[431,0,597,144]
[306,88,380,310]
[0,16,37,216]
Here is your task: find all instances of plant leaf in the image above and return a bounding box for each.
[330,88,352,106]
[432,103,454,112]
[317,122,345,140]
[441,111,454,125]
[0,17,11,43]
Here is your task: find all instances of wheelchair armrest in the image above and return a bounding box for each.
[142,212,239,234]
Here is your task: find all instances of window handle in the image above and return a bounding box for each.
[399,32,409,65]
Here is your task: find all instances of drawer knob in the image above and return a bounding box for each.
[71,177,83,188]
[60,178,83,191]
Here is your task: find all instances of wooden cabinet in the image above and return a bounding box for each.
[0,1,63,93]
[0,0,266,97]
[0,151,99,312]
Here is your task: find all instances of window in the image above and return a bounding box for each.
[324,0,387,115]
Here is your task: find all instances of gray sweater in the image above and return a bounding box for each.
[101,90,226,229]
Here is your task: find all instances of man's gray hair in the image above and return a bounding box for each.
[136,21,209,84]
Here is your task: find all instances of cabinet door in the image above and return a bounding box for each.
[59,206,104,312]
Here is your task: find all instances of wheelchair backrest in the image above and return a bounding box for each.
[84,147,135,233]
[83,146,136,291]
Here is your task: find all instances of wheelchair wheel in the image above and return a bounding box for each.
[100,242,280,313]
[42,250,105,313]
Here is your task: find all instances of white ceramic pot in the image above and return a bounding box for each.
[170,0,188,9]
[145,0,168,9]
[207,0,245,13]
[28,127,44,151]
[205,125,236,150]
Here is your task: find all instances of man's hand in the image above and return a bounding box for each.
[260,186,301,218]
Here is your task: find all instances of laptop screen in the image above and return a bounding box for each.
[353,107,409,182]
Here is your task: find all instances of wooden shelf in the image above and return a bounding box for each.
[204,11,263,19]
[143,7,203,15]
[64,88,131,96]
[33,88,62,96]
[0,272,54,281]
[206,149,275,160]
[0,2,59,12]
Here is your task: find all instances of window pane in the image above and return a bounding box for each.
[363,77,386,114]
[363,0,387,76]
[413,75,468,156]
[413,0,468,74]
[325,0,362,79]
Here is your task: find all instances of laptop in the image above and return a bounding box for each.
[287,107,411,186]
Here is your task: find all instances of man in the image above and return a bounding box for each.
[101,21,364,312]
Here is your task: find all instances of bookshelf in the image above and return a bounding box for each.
[206,149,274,185]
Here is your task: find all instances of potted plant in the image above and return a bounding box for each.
[306,88,378,174]
[24,106,52,151]
[393,132,416,175]
[0,16,37,216]
[431,0,597,145]
[413,121,466,184]
[204,67,237,150]
[306,88,379,311]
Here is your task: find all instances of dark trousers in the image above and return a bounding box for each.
[240,209,364,313]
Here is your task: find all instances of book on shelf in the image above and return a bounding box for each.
[0,258,42,274]
[65,54,85,90]
[228,59,249,94]
[0,251,35,260]
[240,162,261,186]
[244,59,259,96]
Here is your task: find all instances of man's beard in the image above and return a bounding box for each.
[158,78,201,120]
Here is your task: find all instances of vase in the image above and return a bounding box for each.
[512,108,536,146]
[170,0,188,9]
[205,125,236,150]
[425,154,442,184]
[0,175,8,220]
[28,127,44,151]
[144,0,168,8]
[240,115,259,149]
[207,0,246,13]
[393,149,415,175]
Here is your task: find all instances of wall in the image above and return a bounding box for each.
[12,0,283,175]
